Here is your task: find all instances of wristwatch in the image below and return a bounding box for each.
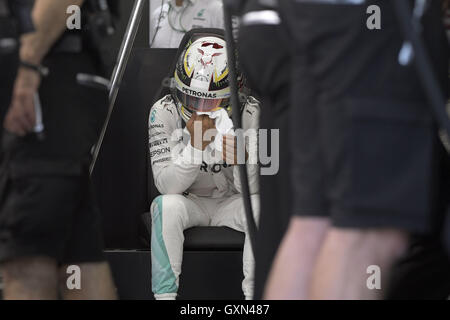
[19,60,50,77]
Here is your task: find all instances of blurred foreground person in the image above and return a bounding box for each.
[148,32,260,300]
[237,0,292,300]
[0,0,116,299]
[264,1,449,299]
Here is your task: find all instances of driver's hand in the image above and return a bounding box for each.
[187,112,217,150]
[223,134,248,165]
[4,67,40,136]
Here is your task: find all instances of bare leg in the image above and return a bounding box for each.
[2,256,59,300]
[60,262,117,300]
[310,228,408,300]
[264,216,330,300]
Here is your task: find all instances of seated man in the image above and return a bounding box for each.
[148,33,260,300]
[149,0,224,48]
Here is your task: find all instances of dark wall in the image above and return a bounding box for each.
[92,47,177,249]
[92,0,153,249]
[98,0,150,73]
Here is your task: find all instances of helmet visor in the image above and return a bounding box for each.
[175,89,229,113]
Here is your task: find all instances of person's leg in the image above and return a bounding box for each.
[255,1,331,301]
[263,216,329,300]
[0,173,82,300]
[59,262,116,300]
[310,228,408,300]
[60,173,117,300]
[1,256,58,299]
[211,194,259,300]
[151,194,209,300]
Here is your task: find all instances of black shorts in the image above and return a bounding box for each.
[0,152,105,264]
[279,1,449,232]
[0,51,107,264]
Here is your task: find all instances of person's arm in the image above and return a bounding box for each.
[231,101,260,194]
[149,99,216,194]
[4,0,85,136]
[21,0,84,64]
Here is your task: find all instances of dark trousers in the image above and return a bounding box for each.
[238,1,293,299]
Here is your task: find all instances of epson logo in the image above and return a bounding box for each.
[182,87,217,99]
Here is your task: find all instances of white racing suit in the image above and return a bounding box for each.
[149,94,260,300]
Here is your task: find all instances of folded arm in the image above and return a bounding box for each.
[149,103,202,194]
